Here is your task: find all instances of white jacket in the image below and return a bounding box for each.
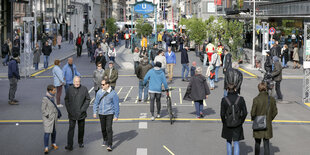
[154,55,166,69]
[211,53,221,67]
[108,48,116,57]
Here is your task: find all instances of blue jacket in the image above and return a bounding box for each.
[62,63,81,84]
[52,65,65,87]
[143,68,168,93]
[165,51,176,64]
[8,58,20,79]
[93,88,120,118]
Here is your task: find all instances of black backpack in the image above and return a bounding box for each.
[224,96,242,127]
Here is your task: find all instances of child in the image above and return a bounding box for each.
[206,65,215,90]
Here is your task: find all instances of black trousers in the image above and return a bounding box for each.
[275,81,282,99]
[255,138,270,155]
[77,46,82,57]
[99,114,114,146]
[67,119,85,147]
[149,93,161,116]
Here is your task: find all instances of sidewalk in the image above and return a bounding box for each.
[0,41,83,78]
[239,48,304,79]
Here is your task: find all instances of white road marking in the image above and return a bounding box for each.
[136,148,147,155]
[88,87,94,93]
[139,113,148,129]
[179,88,182,104]
[135,96,138,104]
[123,86,133,102]
[117,87,123,95]
[203,100,207,107]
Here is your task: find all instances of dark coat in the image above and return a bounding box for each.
[103,67,118,87]
[136,61,153,80]
[181,49,189,64]
[185,74,210,101]
[281,48,289,63]
[150,48,158,61]
[65,85,90,120]
[8,58,20,79]
[95,55,106,69]
[251,92,278,139]
[224,69,243,94]
[12,46,20,56]
[33,48,41,64]
[221,92,247,141]
[264,55,273,73]
[223,53,232,74]
[42,45,52,56]
[271,61,282,81]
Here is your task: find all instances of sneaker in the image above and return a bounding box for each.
[102,141,107,147]
[182,79,185,81]
[8,101,19,105]
[107,146,112,151]
[44,147,49,154]
[156,114,160,118]
[12,99,19,102]
[51,144,58,150]
[151,116,155,121]
[65,146,73,151]
[200,113,204,118]
[79,143,84,148]
[57,104,64,107]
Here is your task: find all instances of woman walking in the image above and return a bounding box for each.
[220,84,247,155]
[42,85,62,154]
[33,43,41,70]
[281,44,289,68]
[52,60,65,107]
[251,82,278,155]
[206,65,215,90]
[57,34,62,49]
[108,44,116,62]
[293,44,301,69]
[93,62,105,95]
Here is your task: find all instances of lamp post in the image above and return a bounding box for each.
[252,0,256,68]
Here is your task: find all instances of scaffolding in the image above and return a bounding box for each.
[303,23,310,104]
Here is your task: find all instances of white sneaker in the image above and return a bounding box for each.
[156,114,160,118]
[57,104,64,107]
[151,116,155,121]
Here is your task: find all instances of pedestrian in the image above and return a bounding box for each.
[62,57,81,90]
[217,42,224,63]
[164,34,172,52]
[137,56,153,102]
[100,39,109,59]
[271,56,283,100]
[220,84,247,155]
[181,45,189,81]
[223,48,232,75]
[57,34,62,49]
[206,41,215,65]
[124,32,130,48]
[108,44,116,62]
[103,61,118,90]
[149,44,158,66]
[179,35,184,52]
[224,68,243,97]
[154,50,166,73]
[93,79,120,151]
[42,85,62,154]
[93,62,105,95]
[211,50,222,82]
[190,61,197,77]
[42,41,52,69]
[143,62,169,120]
[64,76,90,151]
[33,43,41,70]
[281,44,289,68]
[141,35,148,54]
[76,34,83,57]
[69,31,73,44]
[90,41,96,63]
[293,44,301,69]
[7,38,12,57]
[206,65,215,90]
[8,52,20,105]
[95,49,107,70]
[165,47,176,82]
[52,60,65,107]
[133,47,141,74]
[157,32,163,48]
[2,40,10,66]
[53,34,57,49]
[86,37,92,57]
[12,41,20,57]
[184,67,210,118]
[251,82,278,155]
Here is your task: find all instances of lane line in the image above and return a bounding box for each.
[136,148,147,155]
[89,87,94,93]
[123,86,133,103]
[179,88,182,104]
[163,145,175,155]
[138,113,148,129]
[117,87,123,95]
[135,96,139,104]
[30,65,55,77]
[304,103,310,107]
[90,98,95,105]
[238,67,257,77]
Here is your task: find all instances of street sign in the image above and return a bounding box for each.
[269,27,275,35]
[22,17,34,22]
[134,2,154,14]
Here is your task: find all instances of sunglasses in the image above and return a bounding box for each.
[101,84,106,86]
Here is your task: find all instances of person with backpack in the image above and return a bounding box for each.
[251,82,278,155]
[220,84,247,155]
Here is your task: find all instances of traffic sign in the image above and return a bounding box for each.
[269,27,275,35]
[134,2,154,14]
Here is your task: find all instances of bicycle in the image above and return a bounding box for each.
[162,88,174,125]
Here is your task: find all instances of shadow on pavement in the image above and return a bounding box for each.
[189,107,216,117]
[239,141,253,154]
[112,130,138,149]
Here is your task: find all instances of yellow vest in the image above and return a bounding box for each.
[158,34,162,42]
[141,38,147,48]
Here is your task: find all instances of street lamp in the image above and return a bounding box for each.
[252,0,255,68]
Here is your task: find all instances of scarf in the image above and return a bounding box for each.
[46,92,62,118]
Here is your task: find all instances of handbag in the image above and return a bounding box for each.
[183,88,192,101]
[252,96,270,130]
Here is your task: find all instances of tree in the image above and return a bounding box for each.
[106,18,118,35]
[157,24,164,32]
[135,18,153,37]
[179,17,207,46]
[222,20,244,60]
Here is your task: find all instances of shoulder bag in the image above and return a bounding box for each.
[252,96,270,130]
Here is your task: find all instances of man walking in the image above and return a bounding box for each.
[76,34,83,57]
[64,76,90,151]
[154,50,166,73]
[63,57,81,90]
[143,62,168,120]
[149,43,159,66]
[93,79,120,151]
[124,32,130,48]
[42,41,52,69]
[271,56,283,101]
[165,47,176,82]
[223,48,232,75]
[181,45,189,81]
[211,50,222,82]
[137,57,153,102]
[8,52,20,105]
[103,61,118,90]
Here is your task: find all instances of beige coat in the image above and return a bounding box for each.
[57,35,62,45]
[293,47,299,61]
[42,97,58,133]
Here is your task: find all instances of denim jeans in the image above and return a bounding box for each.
[139,80,149,101]
[181,64,189,80]
[44,125,56,148]
[282,57,287,67]
[194,100,203,117]
[226,140,239,155]
[109,56,115,62]
[208,77,214,88]
[215,66,220,82]
[44,55,49,69]
[203,54,208,66]
[2,54,9,65]
[34,63,39,70]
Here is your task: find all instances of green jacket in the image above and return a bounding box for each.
[271,61,282,81]
[103,67,118,87]
[251,92,278,139]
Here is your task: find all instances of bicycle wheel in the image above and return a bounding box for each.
[167,96,173,124]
